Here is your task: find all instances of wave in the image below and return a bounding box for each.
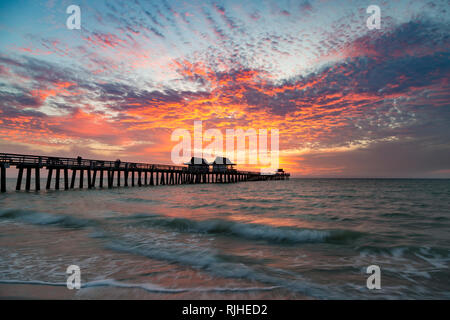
[0,208,95,229]
[127,215,362,244]
[358,245,450,259]
[379,212,416,218]
[117,197,158,203]
[0,279,279,294]
[106,238,335,298]
[106,213,160,221]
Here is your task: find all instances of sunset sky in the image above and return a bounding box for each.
[0,0,449,177]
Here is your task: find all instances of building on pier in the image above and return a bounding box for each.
[184,157,210,172]
[211,157,235,173]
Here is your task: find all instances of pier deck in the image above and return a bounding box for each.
[0,153,289,192]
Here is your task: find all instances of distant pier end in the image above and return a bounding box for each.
[0,153,289,193]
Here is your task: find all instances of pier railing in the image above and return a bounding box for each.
[0,153,186,171]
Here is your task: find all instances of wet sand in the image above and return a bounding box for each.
[0,284,76,300]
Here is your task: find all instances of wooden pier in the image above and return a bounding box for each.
[0,153,289,193]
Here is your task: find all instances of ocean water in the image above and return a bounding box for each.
[0,178,449,299]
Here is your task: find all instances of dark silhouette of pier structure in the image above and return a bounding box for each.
[0,153,289,193]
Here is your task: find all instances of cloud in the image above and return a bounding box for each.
[290,137,450,178]
[0,2,449,176]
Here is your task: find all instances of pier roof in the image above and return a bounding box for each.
[212,157,235,165]
[183,157,210,165]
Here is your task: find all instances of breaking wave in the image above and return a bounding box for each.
[128,215,362,244]
[0,208,95,229]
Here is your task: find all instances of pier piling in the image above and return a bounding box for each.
[16,166,24,191]
[46,168,52,190]
[87,169,92,189]
[26,167,33,191]
[79,169,84,189]
[35,166,40,191]
[92,170,97,189]
[64,168,69,190]
[70,170,76,189]
[99,170,104,188]
[55,168,60,190]
[1,164,6,193]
